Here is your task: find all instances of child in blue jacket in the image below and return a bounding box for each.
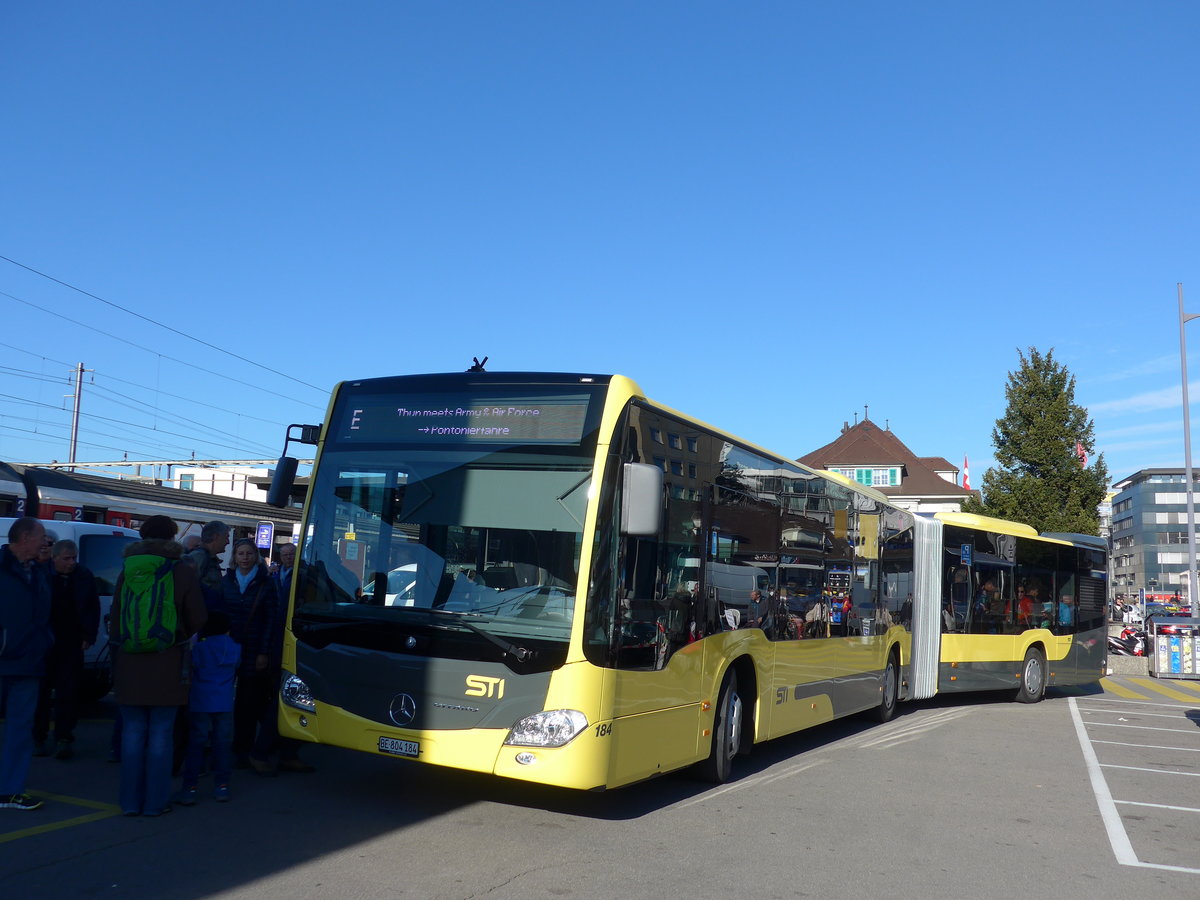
[178,611,240,804]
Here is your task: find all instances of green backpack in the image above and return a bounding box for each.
[116,554,179,653]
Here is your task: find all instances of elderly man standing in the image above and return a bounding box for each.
[0,517,52,811]
[185,521,230,597]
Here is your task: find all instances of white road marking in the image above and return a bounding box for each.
[1091,739,1200,753]
[1069,696,1200,875]
[671,758,830,810]
[1099,763,1200,777]
[1115,800,1200,813]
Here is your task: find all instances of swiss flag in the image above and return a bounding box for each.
[1075,441,1088,467]
[963,455,970,491]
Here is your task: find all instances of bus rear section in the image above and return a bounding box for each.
[911,514,1108,701]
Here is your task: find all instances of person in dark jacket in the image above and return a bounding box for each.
[216,538,281,774]
[273,543,295,597]
[215,539,315,775]
[0,517,52,811]
[110,516,206,817]
[33,539,100,760]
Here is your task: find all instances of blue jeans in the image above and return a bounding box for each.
[118,705,177,815]
[182,711,233,787]
[0,676,39,796]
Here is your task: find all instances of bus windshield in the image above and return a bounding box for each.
[292,446,592,661]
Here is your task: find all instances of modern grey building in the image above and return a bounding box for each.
[1111,468,1198,604]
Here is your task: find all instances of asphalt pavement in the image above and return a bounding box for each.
[3,672,1199,900]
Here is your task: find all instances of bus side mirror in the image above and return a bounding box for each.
[267,456,299,508]
[621,463,663,536]
[266,424,320,508]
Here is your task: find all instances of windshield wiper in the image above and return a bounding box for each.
[428,609,536,662]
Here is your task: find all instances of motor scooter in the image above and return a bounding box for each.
[1108,626,1146,657]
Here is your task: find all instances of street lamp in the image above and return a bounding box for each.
[1177,282,1199,610]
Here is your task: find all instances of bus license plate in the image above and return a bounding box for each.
[378,736,419,758]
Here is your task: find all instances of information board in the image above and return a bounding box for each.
[335,393,591,445]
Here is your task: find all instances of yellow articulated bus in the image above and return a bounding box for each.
[266,371,1107,790]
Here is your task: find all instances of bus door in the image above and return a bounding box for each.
[837,560,885,710]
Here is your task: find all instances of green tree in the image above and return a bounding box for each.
[963,347,1108,534]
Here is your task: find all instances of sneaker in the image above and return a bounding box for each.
[0,793,44,811]
[176,786,198,806]
[249,757,277,777]
[54,740,74,761]
[214,784,230,803]
[143,804,173,818]
[32,740,50,758]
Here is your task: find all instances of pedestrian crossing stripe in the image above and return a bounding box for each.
[1150,677,1200,695]
[1126,677,1200,702]
[1098,678,1148,699]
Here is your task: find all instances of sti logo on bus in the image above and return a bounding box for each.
[465,675,505,699]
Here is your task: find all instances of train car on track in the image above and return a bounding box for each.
[0,461,300,547]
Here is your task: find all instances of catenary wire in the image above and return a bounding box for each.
[0,365,281,456]
[0,392,280,457]
[0,291,325,410]
[0,344,295,427]
[0,254,326,393]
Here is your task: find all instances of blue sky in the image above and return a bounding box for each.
[1,2,1196,489]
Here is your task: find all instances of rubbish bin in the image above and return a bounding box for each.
[1147,617,1200,680]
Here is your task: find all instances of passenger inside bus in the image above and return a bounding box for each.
[1057,594,1074,630]
[973,577,1000,633]
[1017,583,1039,628]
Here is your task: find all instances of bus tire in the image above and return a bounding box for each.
[697,670,743,783]
[877,651,899,723]
[1013,647,1046,704]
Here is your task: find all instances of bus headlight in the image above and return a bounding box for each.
[281,673,316,713]
[504,709,588,747]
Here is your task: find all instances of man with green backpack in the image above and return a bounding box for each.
[110,515,207,817]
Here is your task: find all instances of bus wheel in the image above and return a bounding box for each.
[877,652,899,723]
[1013,647,1046,704]
[697,670,743,783]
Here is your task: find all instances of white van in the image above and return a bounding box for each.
[360,563,420,606]
[1,517,140,701]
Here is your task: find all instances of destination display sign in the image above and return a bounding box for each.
[335,393,591,445]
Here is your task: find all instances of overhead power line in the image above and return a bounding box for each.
[0,254,326,393]
[0,343,292,427]
[0,392,277,458]
[0,422,165,459]
[0,362,281,455]
[0,290,324,410]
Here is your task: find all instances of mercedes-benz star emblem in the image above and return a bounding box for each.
[389,693,417,727]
